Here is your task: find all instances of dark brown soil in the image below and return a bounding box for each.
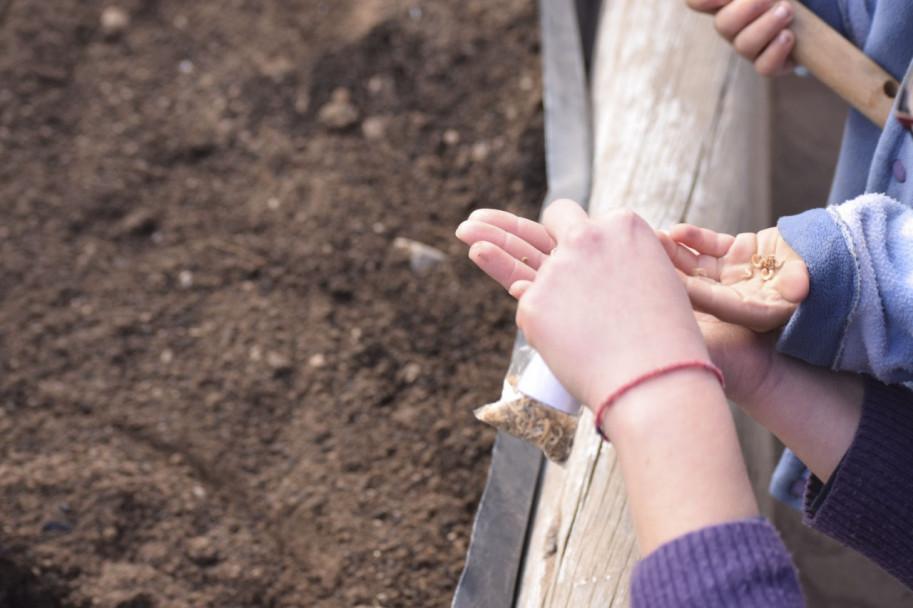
[0,1,543,606]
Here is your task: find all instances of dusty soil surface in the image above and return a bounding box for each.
[0,1,543,606]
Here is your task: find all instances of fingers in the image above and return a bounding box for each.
[457,203,588,297]
[665,224,736,279]
[456,219,551,270]
[685,0,731,14]
[508,279,532,299]
[715,0,790,43]
[714,0,795,77]
[669,224,736,257]
[677,269,776,331]
[659,230,705,273]
[755,30,796,77]
[467,241,537,293]
[541,198,589,244]
[681,266,800,332]
[666,242,725,281]
[463,208,556,253]
[456,207,558,294]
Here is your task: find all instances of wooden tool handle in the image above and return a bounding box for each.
[789,1,898,128]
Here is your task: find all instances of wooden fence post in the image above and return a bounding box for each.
[515,1,773,605]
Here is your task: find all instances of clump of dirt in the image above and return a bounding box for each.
[0,1,544,606]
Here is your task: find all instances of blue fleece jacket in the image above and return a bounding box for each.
[776,0,913,384]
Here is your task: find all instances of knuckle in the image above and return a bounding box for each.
[754,61,776,77]
[605,207,646,237]
[564,222,604,251]
[607,206,640,224]
[731,35,755,58]
[690,0,728,11]
[713,17,735,41]
[516,293,543,337]
[712,17,726,37]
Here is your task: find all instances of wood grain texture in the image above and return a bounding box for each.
[789,0,897,129]
[515,1,774,605]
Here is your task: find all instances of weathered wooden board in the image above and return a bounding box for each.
[515,1,774,605]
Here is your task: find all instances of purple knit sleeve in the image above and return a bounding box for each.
[803,379,913,589]
[631,518,804,607]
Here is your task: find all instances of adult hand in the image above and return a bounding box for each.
[685,0,797,77]
[461,200,709,409]
[660,223,809,332]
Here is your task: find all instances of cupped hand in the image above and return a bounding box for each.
[685,0,797,77]
[660,224,809,333]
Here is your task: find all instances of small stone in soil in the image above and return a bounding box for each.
[318,88,359,130]
[100,7,130,40]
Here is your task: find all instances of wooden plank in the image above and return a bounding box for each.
[788,0,897,129]
[516,1,774,605]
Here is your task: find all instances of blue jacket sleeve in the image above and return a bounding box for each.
[777,194,913,384]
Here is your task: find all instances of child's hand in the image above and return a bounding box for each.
[685,0,796,77]
[661,224,809,332]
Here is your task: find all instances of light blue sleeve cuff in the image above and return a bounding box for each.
[769,448,811,511]
[776,208,859,368]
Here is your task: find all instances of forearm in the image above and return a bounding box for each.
[737,351,862,483]
[698,316,864,483]
[599,370,759,555]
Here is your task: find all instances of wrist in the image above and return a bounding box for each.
[598,364,725,442]
[599,370,759,554]
[580,333,712,411]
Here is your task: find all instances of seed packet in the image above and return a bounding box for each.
[474,376,577,464]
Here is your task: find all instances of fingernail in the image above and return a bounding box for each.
[777,30,793,45]
[775,2,792,21]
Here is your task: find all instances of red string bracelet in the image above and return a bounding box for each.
[594,360,724,442]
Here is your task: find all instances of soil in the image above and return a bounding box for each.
[0,1,544,606]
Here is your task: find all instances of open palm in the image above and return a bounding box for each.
[660,224,809,332]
